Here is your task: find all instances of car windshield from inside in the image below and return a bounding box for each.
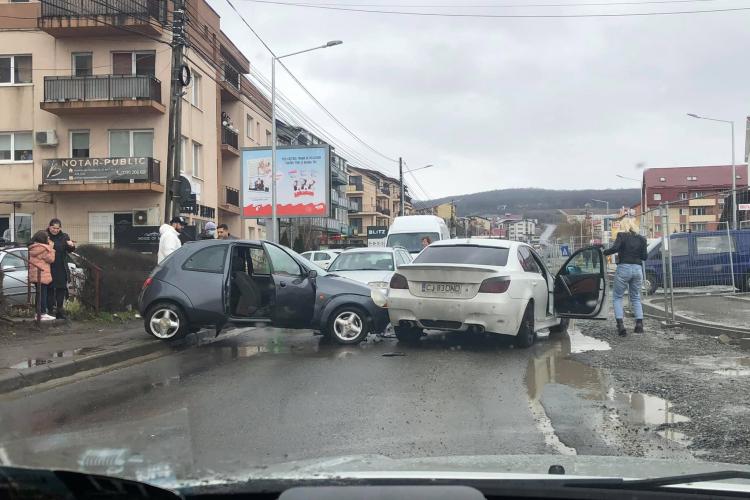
[413,245,510,267]
[385,232,440,253]
[328,251,394,272]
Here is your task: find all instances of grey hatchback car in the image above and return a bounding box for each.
[138,239,389,344]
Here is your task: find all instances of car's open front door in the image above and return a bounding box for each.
[554,246,608,319]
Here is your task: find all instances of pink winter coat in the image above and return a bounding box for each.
[28,242,56,285]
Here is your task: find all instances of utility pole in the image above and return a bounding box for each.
[165,0,187,222]
[399,157,404,216]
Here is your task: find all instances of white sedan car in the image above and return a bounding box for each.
[300,250,341,270]
[387,239,608,347]
[327,247,412,291]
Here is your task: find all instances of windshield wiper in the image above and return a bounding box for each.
[569,470,750,491]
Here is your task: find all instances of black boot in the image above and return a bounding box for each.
[634,319,644,333]
[616,319,627,336]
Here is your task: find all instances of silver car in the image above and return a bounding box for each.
[0,247,30,305]
[327,247,413,291]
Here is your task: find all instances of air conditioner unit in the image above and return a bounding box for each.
[35,130,58,147]
[133,210,149,226]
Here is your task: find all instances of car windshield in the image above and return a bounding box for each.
[414,245,510,267]
[4,4,750,494]
[385,232,440,253]
[329,251,394,271]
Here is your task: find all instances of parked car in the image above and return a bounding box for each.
[139,240,389,344]
[327,247,413,292]
[644,230,750,294]
[386,215,451,256]
[300,250,342,270]
[0,246,84,305]
[386,239,608,347]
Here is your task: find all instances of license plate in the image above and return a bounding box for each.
[421,282,461,295]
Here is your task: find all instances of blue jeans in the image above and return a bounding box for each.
[614,264,643,320]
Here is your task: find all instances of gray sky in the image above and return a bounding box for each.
[209,0,750,199]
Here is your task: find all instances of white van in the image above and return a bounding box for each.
[386,215,451,256]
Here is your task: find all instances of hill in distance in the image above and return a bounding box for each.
[417,188,640,222]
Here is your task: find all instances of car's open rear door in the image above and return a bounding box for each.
[554,246,608,319]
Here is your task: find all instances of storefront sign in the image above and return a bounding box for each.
[114,224,160,253]
[43,157,152,183]
[367,225,388,247]
[739,204,750,211]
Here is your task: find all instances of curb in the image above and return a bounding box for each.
[642,300,750,338]
[0,339,170,395]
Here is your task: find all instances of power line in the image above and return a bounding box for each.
[242,0,731,8]
[242,0,750,17]
[223,0,399,163]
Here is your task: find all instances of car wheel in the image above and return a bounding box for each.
[145,302,188,341]
[327,305,370,344]
[644,272,658,295]
[394,325,423,344]
[514,303,536,348]
[549,317,569,335]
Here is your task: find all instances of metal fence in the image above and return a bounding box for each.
[44,75,162,103]
[41,0,168,22]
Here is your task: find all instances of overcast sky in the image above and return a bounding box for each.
[208,0,750,199]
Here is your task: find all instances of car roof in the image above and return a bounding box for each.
[429,238,519,249]
[339,247,398,254]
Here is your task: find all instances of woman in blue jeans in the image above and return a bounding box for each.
[603,218,648,336]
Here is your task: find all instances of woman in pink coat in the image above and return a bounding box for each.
[28,230,56,321]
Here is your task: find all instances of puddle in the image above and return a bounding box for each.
[527,330,691,452]
[9,347,104,370]
[688,355,750,377]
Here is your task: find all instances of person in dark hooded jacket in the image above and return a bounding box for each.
[46,218,76,319]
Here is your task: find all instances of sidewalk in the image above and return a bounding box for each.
[0,319,168,394]
[642,293,750,336]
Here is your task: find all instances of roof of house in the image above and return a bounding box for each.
[643,165,749,188]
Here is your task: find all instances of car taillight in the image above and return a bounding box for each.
[390,273,408,289]
[142,277,153,290]
[478,277,510,293]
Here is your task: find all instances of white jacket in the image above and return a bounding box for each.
[157,224,182,263]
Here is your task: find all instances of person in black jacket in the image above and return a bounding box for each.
[46,218,76,319]
[603,218,648,336]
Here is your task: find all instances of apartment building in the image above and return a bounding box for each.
[275,122,350,246]
[346,165,412,241]
[641,165,748,237]
[415,201,455,228]
[499,218,537,242]
[0,0,267,244]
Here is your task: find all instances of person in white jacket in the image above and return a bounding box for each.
[158,216,186,263]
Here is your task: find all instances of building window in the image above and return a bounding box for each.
[691,207,707,216]
[266,130,271,146]
[0,55,32,84]
[190,73,201,108]
[679,208,689,215]
[109,129,154,157]
[246,115,254,139]
[192,141,202,178]
[112,52,155,76]
[679,224,688,232]
[70,130,90,158]
[679,192,687,200]
[654,224,662,232]
[72,53,92,77]
[0,132,32,162]
[257,122,261,142]
[691,223,707,232]
[179,136,188,174]
[692,191,704,199]
[653,193,662,201]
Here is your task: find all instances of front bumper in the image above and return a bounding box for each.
[387,290,524,336]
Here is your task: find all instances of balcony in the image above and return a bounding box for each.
[689,198,717,207]
[346,183,364,194]
[348,199,362,213]
[688,214,716,223]
[331,164,347,186]
[219,186,240,214]
[39,157,163,193]
[220,64,241,101]
[41,75,164,115]
[39,0,167,37]
[378,206,391,216]
[182,203,216,219]
[221,127,239,157]
[377,186,391,197]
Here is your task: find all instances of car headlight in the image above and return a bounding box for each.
[370,288,388,308]
[367,281,390,290]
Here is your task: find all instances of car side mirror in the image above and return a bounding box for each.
[308,269,318,279]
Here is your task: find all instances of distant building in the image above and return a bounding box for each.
[497,218,537,242]
[415,202,456,230]
[641,165,748,237]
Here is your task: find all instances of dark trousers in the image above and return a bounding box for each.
[44,284,66,315]
[35,284,48,316]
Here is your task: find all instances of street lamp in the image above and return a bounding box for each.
[270,40,343,243]
[591,198,609,215]
[687,113,737,230]
[617,173,646,235]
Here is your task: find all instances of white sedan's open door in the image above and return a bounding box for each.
[554,246,608,319]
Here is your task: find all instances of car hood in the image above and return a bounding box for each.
[328,270,393,285]
[317,274,374,296]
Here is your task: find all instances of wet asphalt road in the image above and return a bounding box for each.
[0,325,694,483]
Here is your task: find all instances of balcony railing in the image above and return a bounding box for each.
[347,182,364,192]
[41,0,167,21]
[43,74,161,103]
[224,186,240,207]
[221,127,239,150]
[379,207,391,216]
[348,199,361,212]
[379,186,391,196]
[223,64,240,90]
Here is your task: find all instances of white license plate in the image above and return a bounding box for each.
[421,282,462,295]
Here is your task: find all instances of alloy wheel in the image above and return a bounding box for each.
[333,311,364,341]
[149,308,180,339]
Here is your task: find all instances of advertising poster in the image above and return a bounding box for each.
[241,146,329,218]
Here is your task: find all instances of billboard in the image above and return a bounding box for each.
[43,157,156,183]
[241,146,329,218]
